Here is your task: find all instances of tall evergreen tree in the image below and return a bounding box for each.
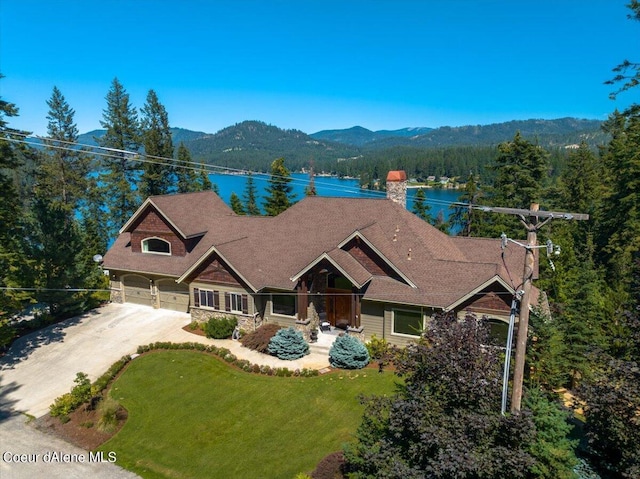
[597,111,640,289]
[264,157,296,216]
[305,164,317,196]
[37,87,89,210]
[411,187,432,222]
[24,198,94,318]
[243,171,261,215]
[230,192,245,215]
[477,132,549,238]
[98,78,141,238]
[449,172,482,236]
[175,142,198,193]
[0,76,27,342]
[139,89,174,197]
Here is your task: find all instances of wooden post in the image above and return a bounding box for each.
[510,204,538,413]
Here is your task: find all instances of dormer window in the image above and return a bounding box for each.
[142,237,171,255]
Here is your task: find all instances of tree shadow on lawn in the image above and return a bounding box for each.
[0,309,101,370]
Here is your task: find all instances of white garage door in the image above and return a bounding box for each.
[158,280,190,312]
[123,275,153,307]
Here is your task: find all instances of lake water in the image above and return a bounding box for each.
[210,173,462,220]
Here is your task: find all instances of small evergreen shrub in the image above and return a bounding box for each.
[204,316,237,339]
[329,334,370,369]
[268,327,310,360]
[240,323,282,353]
[311,451,346,479]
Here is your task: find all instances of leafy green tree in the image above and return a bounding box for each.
[139,89,174,197]
[175,142,198,193]
[243,171,261,215]
[411,187,432,222]
[38,86,89,210]
[98,78,141,238]
[345,314,573,479]
[264,157,296,216]
[230,192,245,215]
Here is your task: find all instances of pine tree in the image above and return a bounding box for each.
[264,157,296,216]
[38,87,89,210]
[98,78,141,238]
[230,192,245,215]
[243,171,261,215]
[449,172,482,236]
[175,142,198,193]
[139,89,174,197]
[0,77,27,341]
[411,187,432,222]
[25,198,94,318]
[305,165,317,196]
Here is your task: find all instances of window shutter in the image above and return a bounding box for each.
[224,292,231,312]
[193,288,200,308]
[214,290,220,310]
[242,294,249,314]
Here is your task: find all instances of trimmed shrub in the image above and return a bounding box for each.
[329,334,370,369]
[204,316,237,339]
[50,372,93,418]
[311,451,346,479]
[268,327,310,360]
[240,323,282,353]
[365,334,389,361]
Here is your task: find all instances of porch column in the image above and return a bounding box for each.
[351,287,361,328]
[297,279,308,321]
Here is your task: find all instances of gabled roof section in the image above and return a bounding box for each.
[444,275,515,312]
[119,190,233,239]
[290,248,373,289]
[177,244,258,292]
[337,228,417,288]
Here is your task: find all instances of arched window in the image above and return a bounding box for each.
[142,237,171,255]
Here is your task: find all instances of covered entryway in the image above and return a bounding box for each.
[122,274,153,307]
[326,289,353,329]
[157,279,190,312]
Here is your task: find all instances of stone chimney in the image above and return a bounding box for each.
[386,170,407,208]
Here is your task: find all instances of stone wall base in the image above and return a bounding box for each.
[191,308,260,332]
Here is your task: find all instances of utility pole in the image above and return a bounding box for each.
[473,203,589,413]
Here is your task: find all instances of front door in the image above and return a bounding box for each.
[326,289,352,329]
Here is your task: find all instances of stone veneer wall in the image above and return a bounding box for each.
[190,307,259,332]
[386,180,407,208]
[110,278,123,304]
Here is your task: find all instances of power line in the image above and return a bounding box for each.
[3,130,465,209]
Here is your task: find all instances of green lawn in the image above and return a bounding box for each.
[99,350,398,479]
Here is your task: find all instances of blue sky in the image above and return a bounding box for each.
[1,0,637,136]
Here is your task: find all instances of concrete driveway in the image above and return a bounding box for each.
[0,303,191,479]
[1,303,191,418]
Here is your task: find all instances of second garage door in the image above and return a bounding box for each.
[158,280,190,312]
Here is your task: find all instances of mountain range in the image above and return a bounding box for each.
[78,117,606,171]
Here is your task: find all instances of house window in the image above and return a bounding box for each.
[229,293,243,313]
[272,293,297,317]
[195,288,220,310]
[142,237,171,255]
[392,309,423,337]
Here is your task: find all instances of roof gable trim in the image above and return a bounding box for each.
[177,246,257,292]
[289,252,371,289]
[337,230,417,288]
[444,275,514,312]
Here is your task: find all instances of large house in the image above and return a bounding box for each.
[103,171,533,346]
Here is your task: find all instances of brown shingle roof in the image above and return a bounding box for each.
[105,193,529,309]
